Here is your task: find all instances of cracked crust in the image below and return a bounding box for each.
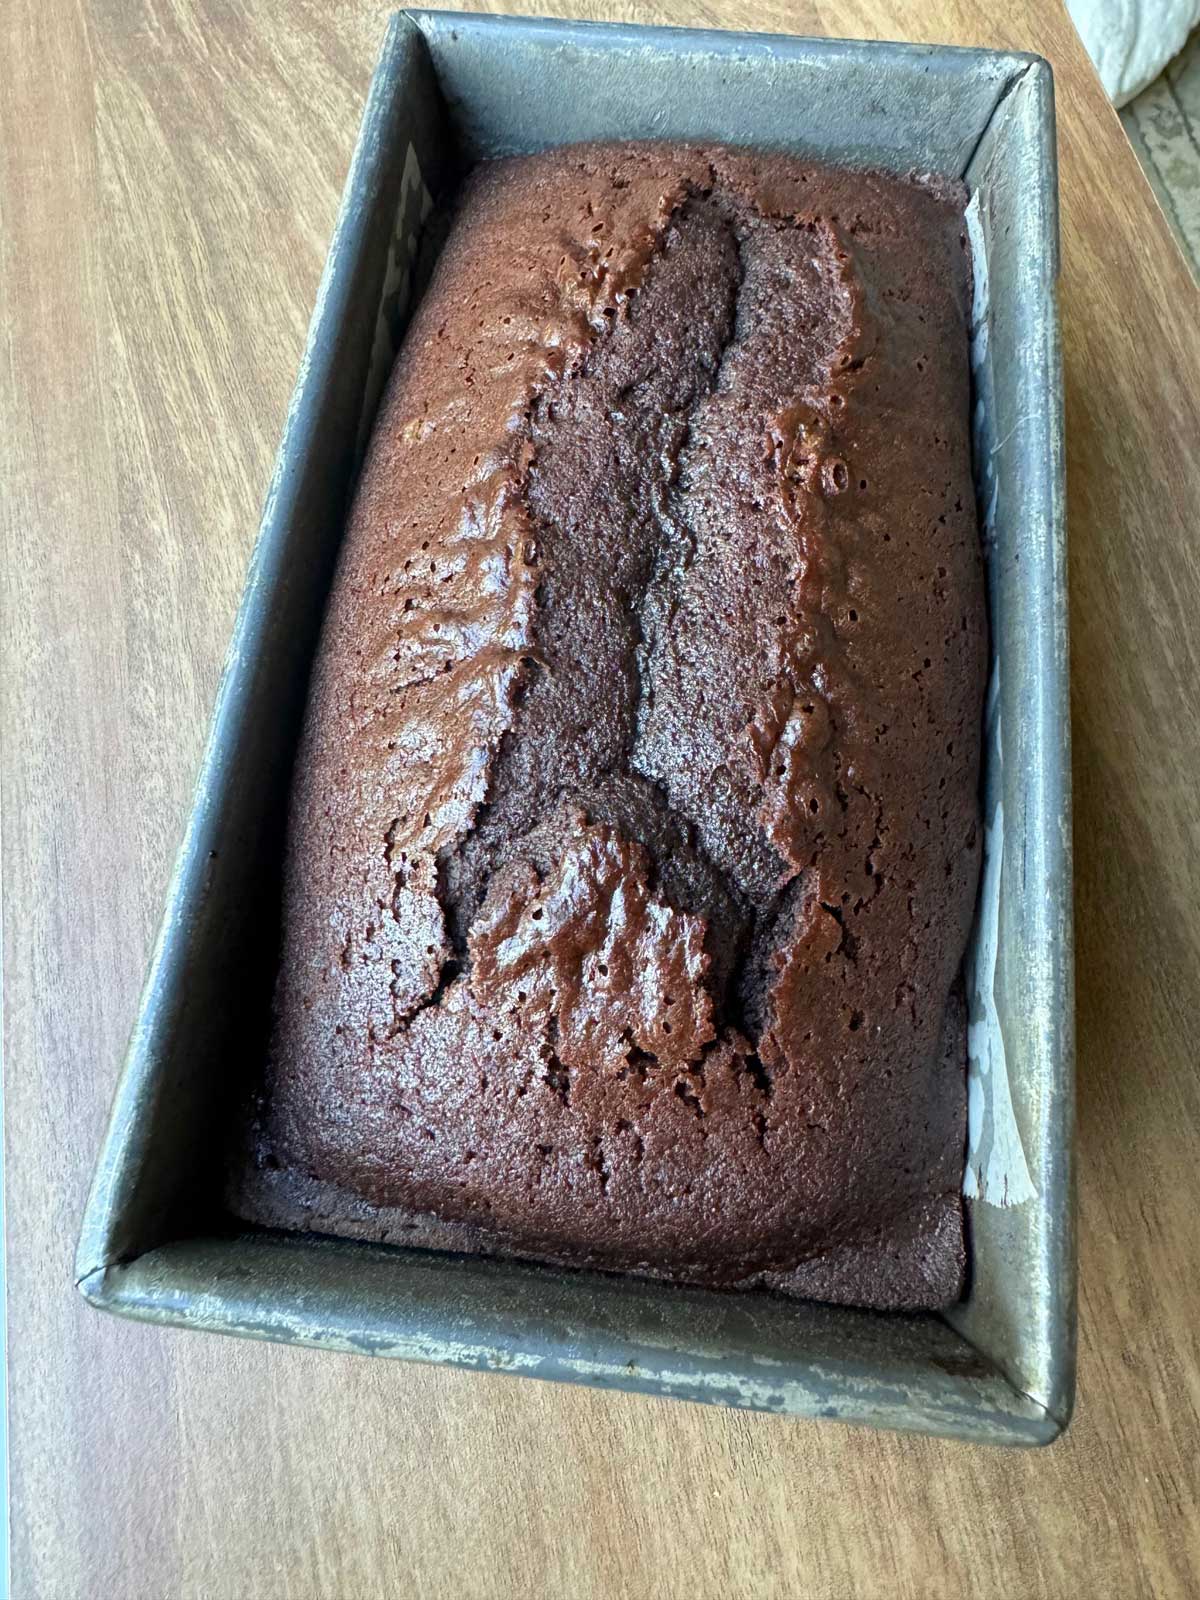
[234,142,987,1311]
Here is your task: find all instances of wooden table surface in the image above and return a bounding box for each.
[4,0,1199,1595]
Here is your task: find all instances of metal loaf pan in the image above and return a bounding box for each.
[77,10,1073,1445]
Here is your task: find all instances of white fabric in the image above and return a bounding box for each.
[1066,0,1200,105]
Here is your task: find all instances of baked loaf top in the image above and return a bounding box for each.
[243,142,987,1310]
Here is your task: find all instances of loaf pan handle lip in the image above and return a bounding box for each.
[406,7,1045,78]
[76,1233,1066,1446]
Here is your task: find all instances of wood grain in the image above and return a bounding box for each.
[3,1,1199,1596]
